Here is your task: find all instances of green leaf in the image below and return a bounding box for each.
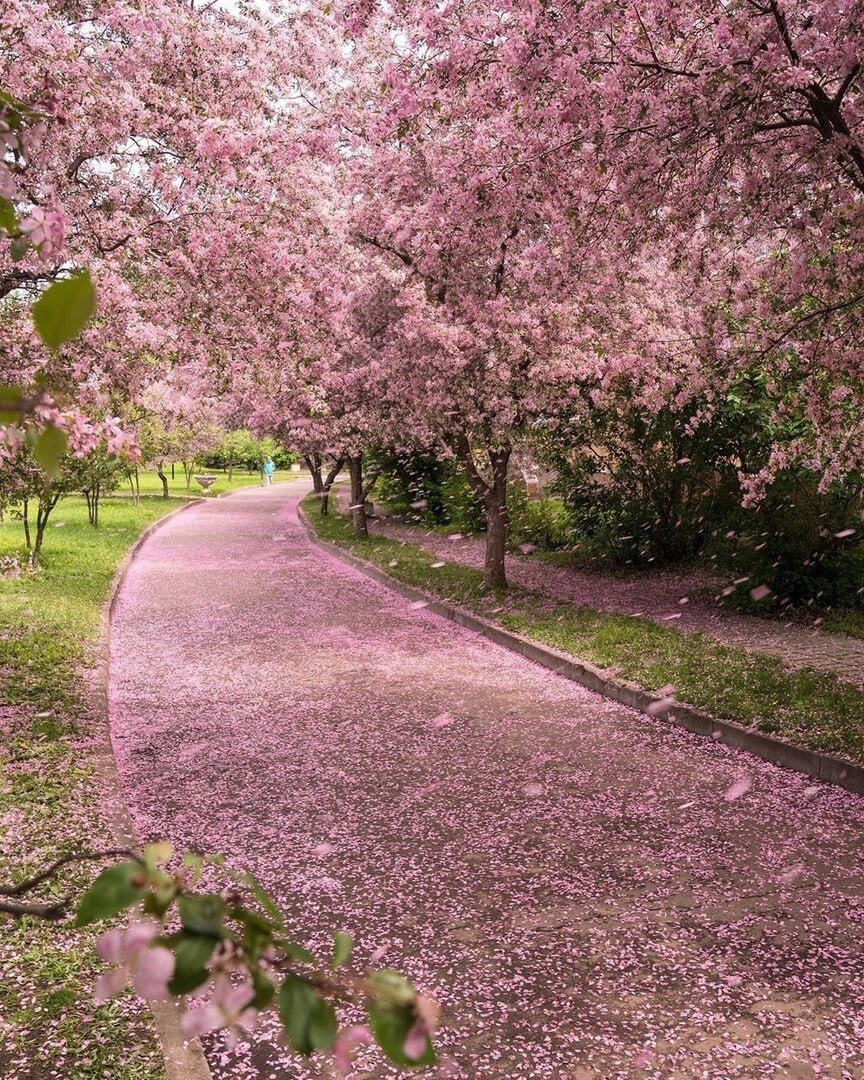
[75,862,146,927]
[278,939,316,965]
[250,968,276,1010]
[230,869,287,931]
[368,1002,437,1068]
[33,425,68,478]
[143,842,174,871]
[169,933,217,995]
[331,931,353,969]
[308,997,338,1051]
[278,975,317,1055]
[177,894,227,938]
[0,198,17,236]
[32,271,96,351]
[367,969,416,1006]
[10,237,27,262]
[0,385,25,425]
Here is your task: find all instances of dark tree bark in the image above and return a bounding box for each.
[346,455,381,538]
[22,499,31,550]
[156,464,169,498]
[319,457,345,516]
[454,434,511,590]
[304,454,324,494]
[347,455,368,537]
[31,494,60,569]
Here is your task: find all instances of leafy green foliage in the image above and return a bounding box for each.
[32,272,97,351]
[331,931,353,969]
[32,425,69,478]
[168,934,218,994]
[278,976,338,1054]
[75,863,147,926]
[368,1000,437,1068]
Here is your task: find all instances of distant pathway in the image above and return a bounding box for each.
[357,500,864,690]
[110,482,864,1079]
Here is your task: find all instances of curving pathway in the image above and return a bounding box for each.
[110,482,864,1080]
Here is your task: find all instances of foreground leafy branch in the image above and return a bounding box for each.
[1,844,438,1074]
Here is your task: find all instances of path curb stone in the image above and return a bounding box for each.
[298,506,864,797]
[90,498,213,1080]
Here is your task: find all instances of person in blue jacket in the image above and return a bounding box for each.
[262,457,276,485]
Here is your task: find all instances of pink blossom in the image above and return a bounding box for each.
[331,1024,373,1076]
[181,977,258,1049]
[94,922,174,1004]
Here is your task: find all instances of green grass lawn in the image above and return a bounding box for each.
[304,493,864,764]
[0,495,177,1079]
[125,464,303,499]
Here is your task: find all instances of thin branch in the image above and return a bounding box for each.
[0,848,137,898]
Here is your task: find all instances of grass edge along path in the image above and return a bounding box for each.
[303,493,864,766]
[0,496,186,1079]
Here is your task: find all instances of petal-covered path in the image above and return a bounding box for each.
[110,483,864,1080]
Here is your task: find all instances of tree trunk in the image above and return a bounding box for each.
[157,464,169,498]
[31,496,58,569]
[305,455,324,494]
[454,435,510,591]
[183,461,193,491]
[347,455,368,538]
[171,462,175,479]
[83,488,93,525]
[22,499,31,550]
[320,457,345,516]
[92,482,101,527]
[132,467,140,507]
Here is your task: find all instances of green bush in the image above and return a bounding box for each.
[509,495,574,550]
[374,451,484,532]
[706,473,864,611]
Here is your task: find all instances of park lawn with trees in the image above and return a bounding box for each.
[303,492,864,764]
[0,496,183,1078]
[125,466,300,500]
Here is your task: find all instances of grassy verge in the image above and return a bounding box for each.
[304,494,864,764]
[0,495,180,1079]
[822,610,864,640]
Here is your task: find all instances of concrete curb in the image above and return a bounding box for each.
[88,497,213,1080]
[298,505,864,797]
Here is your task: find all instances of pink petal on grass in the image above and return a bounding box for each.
[409,601,428,610]
[749,584,772,601]
[430,561,446,569]
[93,965,129,1004]
[835,528,856,539]
[313,842,336,858]
[519,543,536,555]
[431,713,455,729]
[522,782,544,797]
[95,929,125,965]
